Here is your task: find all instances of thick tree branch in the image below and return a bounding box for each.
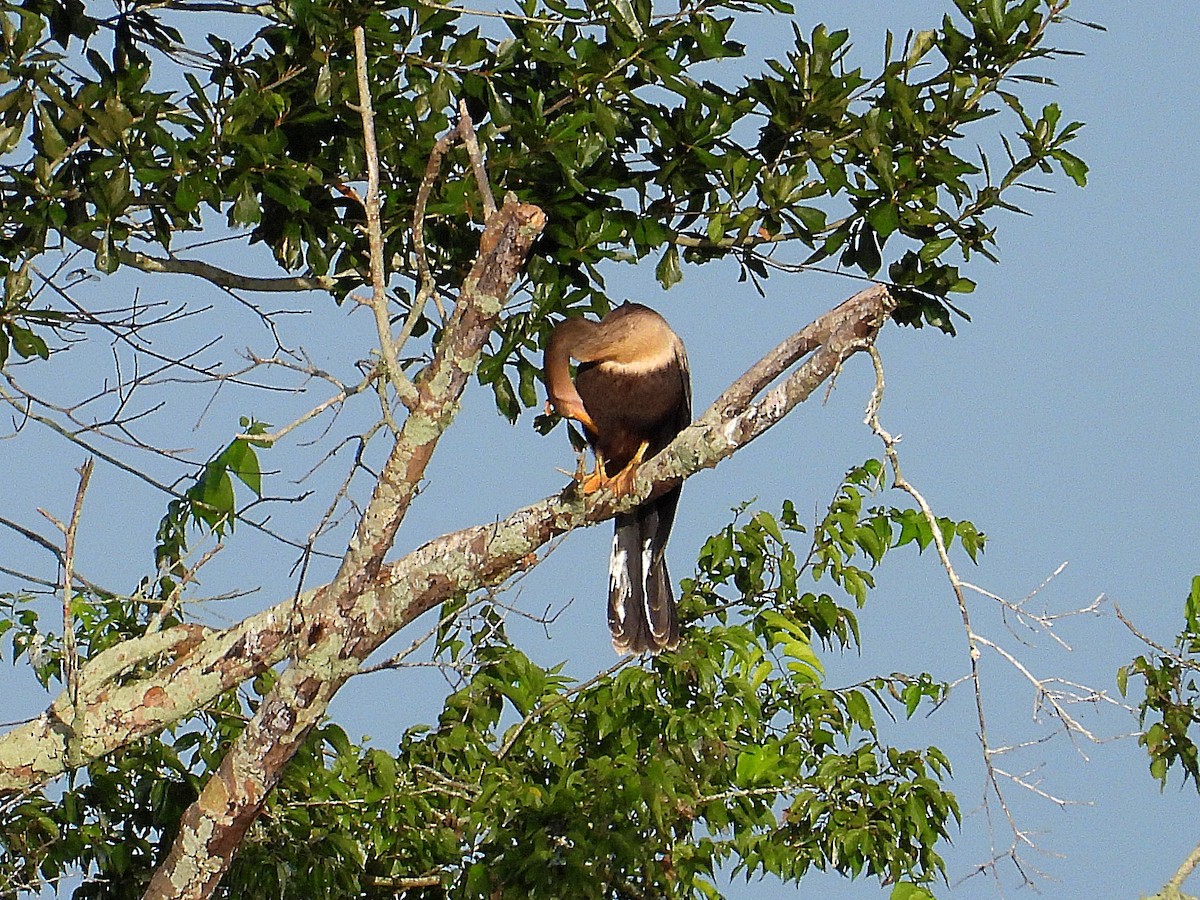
[143,193,547,900]
[0,611,292,792]
[0,286,892,804]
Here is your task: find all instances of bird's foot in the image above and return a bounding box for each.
[570,443,649,497]
[606,441,649,496]
[577,455,610,495]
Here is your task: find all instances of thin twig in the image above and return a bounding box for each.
[458,99,496,220]
[352,26,420,413]
[412,126,459,324]
[863,346,1069,887]
[66,233,339,293]
[368,873,444,890]
[1115,602,1200,674]
[146,544,224,633]
[61,459,94,708]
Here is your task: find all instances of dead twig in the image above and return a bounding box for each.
[863,345,1114,890]
[52,459,94,708]
[352,26,420,414]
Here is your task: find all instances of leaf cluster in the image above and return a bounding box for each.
[1119,575,1200,789]
[1,0,1086,416]
[0,460,989,898]
[153,421,269,602]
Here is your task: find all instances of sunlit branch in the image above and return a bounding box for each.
[143,175,546,897]
[0,283,885,820]
[1158,837,1200,900]
[351,26,420,414]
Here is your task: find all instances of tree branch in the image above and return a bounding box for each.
[67,233,340,293]
[1157,837,1200,900]
[0,285,892,807]
[352,26,420,412]
[61,459,94,711]
[0,284,892,805]
[142,193,547,899]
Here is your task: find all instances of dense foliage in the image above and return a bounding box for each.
[4,462,981,898]
[0,0,1086,896]
[2,0,1083,406]
[1121,576,1200,790]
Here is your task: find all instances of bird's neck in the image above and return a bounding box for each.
[545,319,594,419]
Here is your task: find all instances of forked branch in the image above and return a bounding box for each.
[0,286,893,803]
[865,347,1117,889]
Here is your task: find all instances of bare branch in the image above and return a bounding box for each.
[66,233,339,292]
[458,98,496,220]
[352,26,420,412]
[1116,602,1200,675]
[864,346,1123,888]
[0,377,326,559]
[62,459,94,708]
[146,544,224,634]
[2,285,892,897]
[411,121,460,323]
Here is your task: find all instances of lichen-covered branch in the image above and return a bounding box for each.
[1144,838,1200,900]
[142,194,547,900]
[0,284,891,801]
[0,285,891,810]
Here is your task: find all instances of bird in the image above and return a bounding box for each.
[544,302,691,654]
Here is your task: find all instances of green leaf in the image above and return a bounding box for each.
[194,465,235,528]
[231,182,261,226]
[315,61,332,106]
[655,244,682,289]
[221,439,262,496]
[867,203,900,239]
[9,325,48,360]
[918,237,956,262]
[891,883,936,900]
[903,683,922,719]
[610,0,645,38]
[985,0,1005,30]
[845,690,873,729]
[1050,149,1089,187]
[95,233,120,274]
[1186,575,1200,634]
[906,30,937,68]
[35,104,67,160]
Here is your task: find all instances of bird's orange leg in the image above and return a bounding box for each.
[576,441,649,497]
[577,449,610,495]
[607,441,649,496]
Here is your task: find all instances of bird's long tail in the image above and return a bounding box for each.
[608,487,681,654]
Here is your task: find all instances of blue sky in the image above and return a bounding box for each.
[2,2,1197,898]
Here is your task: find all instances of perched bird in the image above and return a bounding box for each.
[544,302,691,654]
